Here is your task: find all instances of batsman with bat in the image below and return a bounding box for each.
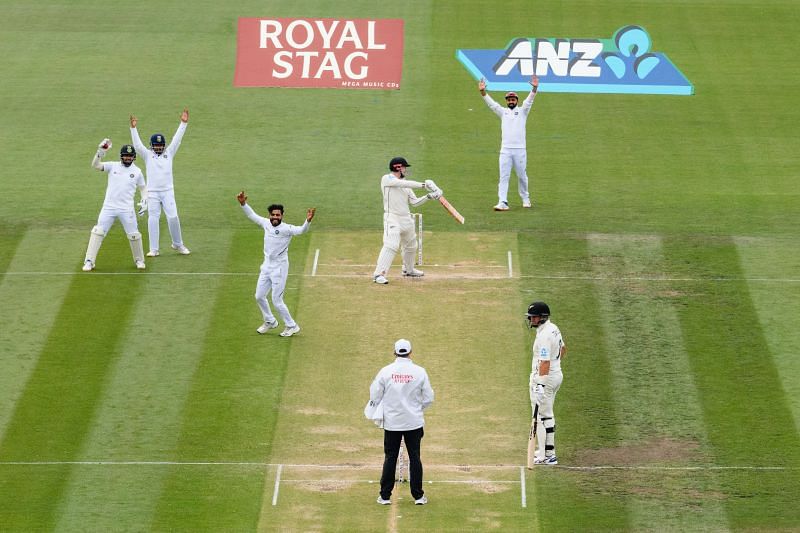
[526,301,566,467]
[372,157,443,285]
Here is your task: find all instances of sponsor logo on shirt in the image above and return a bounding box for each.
[234,18,404,90]
[392,373,414,384]
[457,25,692,95]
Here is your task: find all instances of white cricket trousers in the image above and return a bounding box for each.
[498,148,530,204]
[373,213,417,277]
[530,370,563,459]
[96,208,139,234]
[147,189,185,251]
[255,263,297,328]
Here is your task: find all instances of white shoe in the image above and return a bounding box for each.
[171,244,191,255]
[402,268,424,277]
[414,495,428,505]
[534,455,558,465]
[256,320,278,334]
[82,260,94,272]
[493,201,509,211]
[280,324,300,337]
[135,260,146,270]
[522,199,532,208]
[146,250,160,257]
[376,496,391,505]
[373,275,389,285]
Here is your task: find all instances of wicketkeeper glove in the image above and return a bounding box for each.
[137,198,148,216]
[96,138,111,158]
[424,179,439,192]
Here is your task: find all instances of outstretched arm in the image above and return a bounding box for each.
[129,116,147,154]
[168,108,189,155]
[91,138,111,171]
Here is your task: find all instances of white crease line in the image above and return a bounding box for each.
[272,464,283,506]
[311,249,320,277]
[0,461,795,471]
[520,466,527,508]
[4,272,798,283]
[507,251,513,278]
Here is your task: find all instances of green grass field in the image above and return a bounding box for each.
[2,0,799,531]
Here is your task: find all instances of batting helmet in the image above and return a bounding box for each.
[150,133,166,146]
[504,91,519,100]
[526,301,550,318]
[389,157,411,171]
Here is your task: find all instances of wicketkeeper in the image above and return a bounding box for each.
[372,157,442,285]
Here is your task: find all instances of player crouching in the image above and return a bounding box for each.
[82,140,148,272]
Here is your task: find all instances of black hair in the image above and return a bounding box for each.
[267,204,284,214]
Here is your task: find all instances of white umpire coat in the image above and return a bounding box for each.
[370,357,434,431]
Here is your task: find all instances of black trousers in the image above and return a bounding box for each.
[379,426,425,500]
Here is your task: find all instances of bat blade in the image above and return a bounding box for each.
[438,196,465,224]
[527,403,539,469]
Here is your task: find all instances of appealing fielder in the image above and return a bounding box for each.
[130,108,190,256]
[372,157,442,285]
[479,74,538,211]
[82,140,148,272]
[527,301,566,465]
[237,191,315,337]
[370,339,434,506]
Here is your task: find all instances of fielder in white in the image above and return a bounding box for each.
[237,191,316,337]
[130,108,190,256]
[527,301,566,465]
[479,74,539,211]
[82,140,148,272]
[372,157,442,285]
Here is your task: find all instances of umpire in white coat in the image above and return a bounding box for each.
[370,339,434,505]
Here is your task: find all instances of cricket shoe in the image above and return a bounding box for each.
[135,260,146,270]
[279,324,301,337]
[534,455,558,465]
[146,250,160,257]
[522,199,532,208]
[493,201,509,211]
[82,260,95,272]
[373,275,389,285]
[376,497,391,505]
[256,320,279,334]
[402,268,424,277]
[171,244,191,255]
[414,495,428,505]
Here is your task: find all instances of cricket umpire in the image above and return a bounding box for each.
[370,339,434,505]
[527,301,566,465]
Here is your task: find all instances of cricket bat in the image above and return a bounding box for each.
[438,196,465,224]
[526,403,539,469]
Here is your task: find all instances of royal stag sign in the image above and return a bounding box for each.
[235,18,404,89]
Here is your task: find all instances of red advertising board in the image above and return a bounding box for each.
[234,18,404,89]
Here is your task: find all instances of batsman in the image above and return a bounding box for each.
[526,301,566,467]
[372,157,443,285]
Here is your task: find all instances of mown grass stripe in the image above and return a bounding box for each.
[0,273,142,530]
[53,230,233,530]
[664,236,800,529]
[148,228,308,530]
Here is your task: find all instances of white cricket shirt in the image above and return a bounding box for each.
[241,204,309,268]
[100,162,145,211]
[370,357,434,431]
[532,320,565,376]
[380,174,425,217]
[483,90,536,149]
[130,122,187,192]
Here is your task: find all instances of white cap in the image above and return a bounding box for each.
[394,338,412,356]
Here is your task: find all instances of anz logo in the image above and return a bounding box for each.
[457,25,693,95]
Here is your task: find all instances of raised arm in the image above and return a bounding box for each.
[129,115,147,154]
[167,108,189,156]
[91,138,111,171]
[237,190,268,227]
[479,78,504,117]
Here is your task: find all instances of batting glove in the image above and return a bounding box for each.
[137,198,148,216]
[97,138,111,158]
[535,383,545,404]
[424,179,438,192]
[426,188,442,200]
